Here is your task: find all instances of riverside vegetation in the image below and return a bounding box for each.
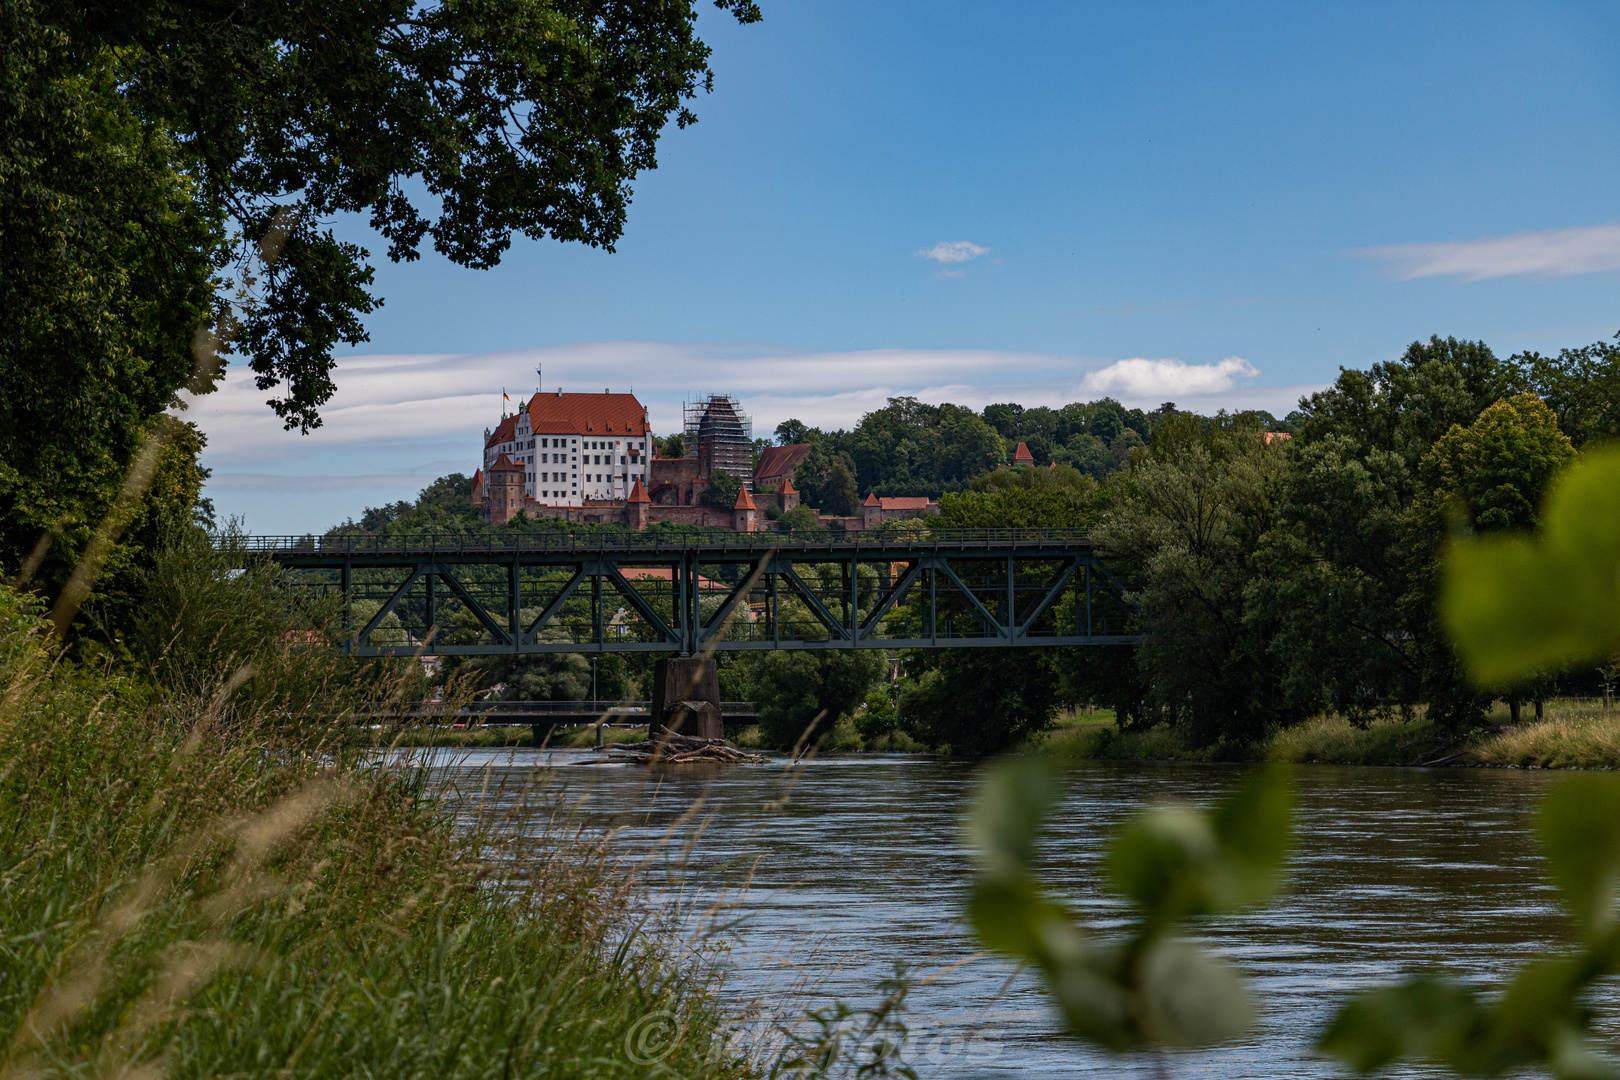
[0,537,749,1079]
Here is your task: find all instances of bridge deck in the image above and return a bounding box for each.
[248,529,1140,656]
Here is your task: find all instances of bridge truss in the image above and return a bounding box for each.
[247,530,1139,657]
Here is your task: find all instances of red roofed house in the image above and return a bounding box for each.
[754,443,813,490]
[481,388,652,509]
[861,492,938,531]
[1263,432,1292,445]
[1012,441,1036,466]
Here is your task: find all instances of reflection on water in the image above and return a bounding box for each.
[433,750,1612,1078]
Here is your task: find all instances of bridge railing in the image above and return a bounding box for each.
[367,700,757,717]
[231,527,1093,556]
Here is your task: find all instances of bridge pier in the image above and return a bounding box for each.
[650,657,723,741]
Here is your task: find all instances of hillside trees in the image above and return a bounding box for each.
[2,0,759,623]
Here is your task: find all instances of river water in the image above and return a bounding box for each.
[434,750,1616,1078]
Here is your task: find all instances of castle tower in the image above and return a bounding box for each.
[733,485,758,533]
[627,476,651,530]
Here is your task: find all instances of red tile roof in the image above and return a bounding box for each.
[489,453,522,473]
[485,392,650,448]
[1263,431,1293,444]
[1012,441,1035,465]
[863,492,880,507]
[755,443,813,483]
[778,477,796,494]
[734,486,757,511]
[627,477,650,503]
[878,496,932,511]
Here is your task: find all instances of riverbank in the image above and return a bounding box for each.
[1028,700,1620,769]
[0,580,738,1078]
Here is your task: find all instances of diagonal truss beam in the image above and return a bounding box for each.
[1010,556,1079,641]
[861,560,924,635]
[358,565,422,646]
[933,557,1009,640]
[601,562,681,647]
[428,562,512,646]
[524,566,587,643]
[777,560,850,641]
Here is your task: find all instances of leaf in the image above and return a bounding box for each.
[1317,976,1483,1073]
[1207,765,1295,910]
[964,758,1059,880]
[1443,447,1620,686]
[1046,943,1137,1051]
[1104,806,1217,915]
[1136,938,1255,1047]
[966,876,1084,966]
[1537,775,1620,939]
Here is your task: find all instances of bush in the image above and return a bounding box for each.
[746,648,886,749]
[899,649,1060,754]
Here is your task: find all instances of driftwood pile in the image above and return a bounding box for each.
[606,732,766,765]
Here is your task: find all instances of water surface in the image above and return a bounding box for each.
[434,750,1610,1078]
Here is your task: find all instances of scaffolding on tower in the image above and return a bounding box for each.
[683,393,754,488]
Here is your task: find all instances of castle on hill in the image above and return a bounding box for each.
[470,388,938,533]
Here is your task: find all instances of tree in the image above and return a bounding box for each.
[702,468,741,507]
[898,649,1059,754]
[3,0,758,611]
[1516,334,1620,447]
[934,463,1098,529]
[1096,412,1301,746]
[744,647,885,749]
[1254,335,1530,728]
[775,419,809,445]
[821,461,859,516]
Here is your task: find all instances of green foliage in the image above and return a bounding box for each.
[1443,447,1620,686]
[742,646,886,749]
[965,760,1294,1052]
[1097,411,1302,745]
[854,686,899,741]
[703,467,742,508]
[898,649,1060,755]
[820,460,859,516]
[1320,775,1620,1078]
[776,504,825,535]
[935,462,1098,528]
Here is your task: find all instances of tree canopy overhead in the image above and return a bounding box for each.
[1,0,757,609]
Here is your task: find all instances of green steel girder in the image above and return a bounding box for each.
[253,533,1141,656]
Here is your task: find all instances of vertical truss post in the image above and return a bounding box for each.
[928,561,937,644]
[770,570,779,645]
[844,556,855,644]
[425,568,436,640]
[510,556,521,651]
[593,569,603,647]
[341,558,351,634]
[1006,553,1015,636]
[1085,560,1093,639]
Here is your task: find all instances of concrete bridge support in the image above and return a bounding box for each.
[649,657,723,740]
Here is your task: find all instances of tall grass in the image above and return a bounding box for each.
[0,539,742,1079]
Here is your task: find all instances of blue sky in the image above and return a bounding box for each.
[189,1,1620,533]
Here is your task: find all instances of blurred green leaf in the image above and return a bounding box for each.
[1538,775,1620,939]
[1048,944,1136,1051]
[1208,764,1296,910]
[1137,938,1255,1047]
[1318,976,1483,1073]
[1443,447,1620,686]
[966,876,1084,966]
[1105,806,1217,914]
[965,758,1059,879]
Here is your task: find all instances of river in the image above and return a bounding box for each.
[434,750,1615,1078]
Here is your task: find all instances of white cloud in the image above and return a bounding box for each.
[1080,356,1259,398]
[1354,224,1620,281]
[916,240,989,265]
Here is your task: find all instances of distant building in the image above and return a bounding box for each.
[754,443,813,490]
[861,493,939,530]
[482,389,652,508]
[684,394,754,488]
[1012,441,1035,466]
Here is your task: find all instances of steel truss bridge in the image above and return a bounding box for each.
[245,529,1140,657]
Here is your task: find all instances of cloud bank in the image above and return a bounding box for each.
[1355,224,1620,281]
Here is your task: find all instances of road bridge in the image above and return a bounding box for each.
[245,529,1139,657]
